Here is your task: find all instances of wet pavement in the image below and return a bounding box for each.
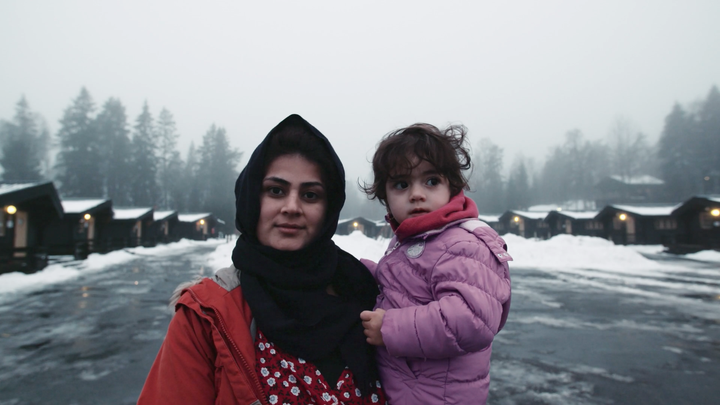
[0,246,718,404]
[0,243,220,405]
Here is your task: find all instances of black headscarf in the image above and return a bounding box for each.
[232,114,379,392]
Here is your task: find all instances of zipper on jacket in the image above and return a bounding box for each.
[187,290,270,405]
[385,240,401,256]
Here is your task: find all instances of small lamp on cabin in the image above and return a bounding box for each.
[711,209,720,217]
[353,222,358,228]
[513,216,520,223]
[199,219,206,225]
[6,205,17,215]
[619,213,627,221]
[84,213,91,221]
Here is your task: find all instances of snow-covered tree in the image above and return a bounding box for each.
[129,102,158,206]
[155,108,180,209]
[95,97,133,204]
[0,96,46,181]
[55,88,103,197]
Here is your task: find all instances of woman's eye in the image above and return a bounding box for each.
[267,187,283,196]
[303,191,318,200]
[393,181,408,190]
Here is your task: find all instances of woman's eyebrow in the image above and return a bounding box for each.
[302,181,325,189]
[263,176,289,185]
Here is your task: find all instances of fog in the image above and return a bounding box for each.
[2,0,719,184]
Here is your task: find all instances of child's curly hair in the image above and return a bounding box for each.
[362,123,471,206]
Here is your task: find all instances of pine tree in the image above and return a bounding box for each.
[505,157,530,210]
[129,102,158,206]
[95,98,133,204]
[0,96,44,181]
[166,150,186,211]
[156,108,180,209]
[657,103,699,200]
[184,142,202,212]
[55,88,103,196]
[469,138,505,213]
[197,125,241,227]
[697,85,720,193]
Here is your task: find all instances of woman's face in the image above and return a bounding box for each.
[257,154,328,250]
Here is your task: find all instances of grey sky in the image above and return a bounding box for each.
[2,0,719,184]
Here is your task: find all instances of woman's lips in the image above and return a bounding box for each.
[276,223,304,234]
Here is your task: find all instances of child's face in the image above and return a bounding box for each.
[385,159,451,225]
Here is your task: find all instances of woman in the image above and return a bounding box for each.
[138,114,386,404]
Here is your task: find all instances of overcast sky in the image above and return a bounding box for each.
[2,0,719,184]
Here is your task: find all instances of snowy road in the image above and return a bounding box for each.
[0,241,223,405]
[0,234,719,404]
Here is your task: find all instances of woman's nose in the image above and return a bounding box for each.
[281,193,302,214]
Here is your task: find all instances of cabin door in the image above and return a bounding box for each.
[14,211,28,258]
[565,219,572,234]
[625,216,636,243]
[87,217,95,240]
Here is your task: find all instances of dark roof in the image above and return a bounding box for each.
[0,181,63,219]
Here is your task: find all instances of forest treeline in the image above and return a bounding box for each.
[1,86,719,223]
[345,86,720,218]
[0,88,241,226]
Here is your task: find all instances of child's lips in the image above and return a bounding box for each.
[409,208,429,216]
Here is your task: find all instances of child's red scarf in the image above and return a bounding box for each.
[387,191,479,242]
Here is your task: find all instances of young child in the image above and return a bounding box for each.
[359,123,512,405]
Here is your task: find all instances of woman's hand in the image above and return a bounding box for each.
[360,309,386,346]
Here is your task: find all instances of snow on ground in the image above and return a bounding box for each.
[0,239,224,299]
[2,230,718,302]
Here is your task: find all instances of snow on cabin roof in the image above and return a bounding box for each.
[609,175,664,185]
[113,207,152,220]
[478,214,500,223]
[61,199,107,214]
[153,210,176,221]
[178,213,211,223]
[612,204,681,216]
[554,211,599,220]
[0,182,40,195]
[510,210,550,220]
[527,204,562,212]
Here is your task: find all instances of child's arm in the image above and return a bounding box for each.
[360,258,378,280]
[381,240,511,360]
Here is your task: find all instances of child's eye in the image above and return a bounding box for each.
[392,181,409,190]
[426,177,441,186]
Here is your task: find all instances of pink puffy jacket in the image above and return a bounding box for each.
[361,219,512,405]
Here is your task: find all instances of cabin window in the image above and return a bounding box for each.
[585,221,603,230]
[654,218,677,230]
[699,212,720,229]
[537,221,548,229]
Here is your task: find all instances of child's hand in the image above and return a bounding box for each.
[360,309,386,346]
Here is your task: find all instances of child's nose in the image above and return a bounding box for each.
[409,184,425,202]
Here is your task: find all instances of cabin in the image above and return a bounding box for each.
[101,207,154,249]
[595,175,665,207]
[544,210,603,238]
[595,203,681,245]
[336,217,388,238]
[498,210,551,239]
[0,181,63,272]
[43,198,113,258]
[666,195,720,253]
[176,213,221,240]
[150,210,179,244]
[478,214,503,234]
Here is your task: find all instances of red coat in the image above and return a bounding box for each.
[138,278,269,405]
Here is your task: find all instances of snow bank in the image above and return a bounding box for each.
[0,239,224,299]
